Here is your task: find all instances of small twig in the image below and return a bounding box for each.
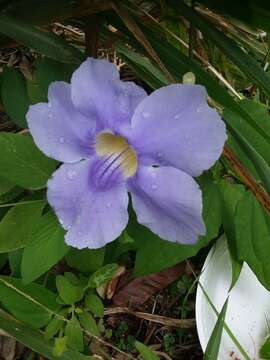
[104,307,195,328]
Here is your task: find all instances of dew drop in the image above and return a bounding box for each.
[48,113,53,119]
[78,231,83,236]
[59,136,65,144]
[151,172,157,179]
[67,169,77,180]
[174,114,180,120]
[157,152,163,158]
[106,202,112,208]
[151,184,157,190]
[142,111,150,118]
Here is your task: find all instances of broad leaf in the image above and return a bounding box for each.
[0,133,57,189]
[56,275,84,305]
[0,276,59,328]
[85,294,104,318]
[21,211,69,283]
[0,201,45,253]
[65,247,105,273]
[135,341,160,360]
[65,316,84,352]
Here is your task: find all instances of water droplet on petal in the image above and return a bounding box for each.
[142,111,150,118]
[59,136,65,144]
[151,184,157,190]
[67,169,77,180]
[174,114,180,120]
[77,230,83,236]
[157,152,163,158]
[151,172,157,178]
[106,202,112,208]
[48,113,53,119]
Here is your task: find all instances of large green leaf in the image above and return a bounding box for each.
[169,0,270,97]
[0,309,94,360]
[0,14,83,64]
[1,67,30,127]
[0,200,45,253]
[203,298,229,360]
[0,276,59,328]
[235,191,270,290]
[0,133,57,189]
[65,247,105,273]
[21,211,69,284]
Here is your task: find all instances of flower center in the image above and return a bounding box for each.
[95,132,138,178]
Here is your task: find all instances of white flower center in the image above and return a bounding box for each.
[95,132,138,178]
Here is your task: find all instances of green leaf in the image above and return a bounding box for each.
[78,311,100,337]
[21,211,69,283]
[203,298,229,360]
[0,15,83,64]
[88,263,118,288]
[0,200,45,253]
[0,176,15,197]
[0,276,59,328]
[65,247,105,273]
[0,133,57,189]
[45,315,65,340]
[1,67,30,127]
[235,191,270,290]
[219,181,245,288]
[260,335,270,359]
[0,309,93,360]
[34,58,76,99]
[135,341,160,360]
[65,316,84,352]
[56,275,84,305]
[8,249,23,277]
[85,294,104,318]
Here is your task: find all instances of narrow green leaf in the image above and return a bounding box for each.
[203,298,229,360]
[260,336,270,359]
[0,276,59,328]
[45,315,65,340]
[0,15,83,63]
[1,67,29,127]
[21,211,68,283]
[135,341,160,360]
[53,336,68,357]
[65,316,84,352]
[0,133,57,189]
[0,200,45,253]
[0,309,93,360]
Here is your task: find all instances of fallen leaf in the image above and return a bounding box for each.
[112,263,186,307]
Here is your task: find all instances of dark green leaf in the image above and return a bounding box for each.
[1,67,30,127]
[260,335,270,359]
[0,201,45,253]
[0,15,83,63]
[0,276,59,328]
[203,298,229,360]
[21,211,69,283]
[65,247,105,273]
[45,315,65,340]
[0,133,57,189]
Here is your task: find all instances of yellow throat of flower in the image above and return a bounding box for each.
[95,132,138,178]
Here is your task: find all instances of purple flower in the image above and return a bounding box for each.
[27,58,226,249]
